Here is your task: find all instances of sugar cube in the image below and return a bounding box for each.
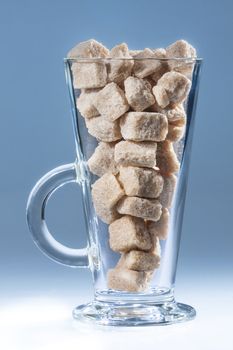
[117,196,162,221]
[91,173,125,224]
[156,140,180,175]
[159,174,177,208]
[118,250,160,271]
[167,123,185,142]
[147,207,170,240]
[114,140,157,168]
[93,82,129,121]
[88,142,118,177]
[166,39,196,76]
[71,62,107,89]
[67,39,109,58]
[76,89,100,119]
[86,115,122,142]
[152,71,191,108]
[124,76,155,111]
[164,104,186,124]
[107,268,149,292]
[118,166,164,198]
[133,48,166,78]
[109,215,152,253]
[120,112,168,142]
[107,43,134,84]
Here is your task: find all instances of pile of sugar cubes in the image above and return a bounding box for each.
[68,39,196,292]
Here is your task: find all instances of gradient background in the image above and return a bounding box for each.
[0,0,233,349]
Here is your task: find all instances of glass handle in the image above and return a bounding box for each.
[26,163,89,268]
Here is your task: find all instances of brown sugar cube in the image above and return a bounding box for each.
[71,62,107,89]
[118,250,160,271]
[166,40,196,64]
[129,50,142,57]
[149,236,161,262]
[166,40,196,77]
[86,115,122,142]
[148,102,186,121]
[107,43,134,84]
[150,48,169,83]
[148,103,187,128]
[166,105,187,141]
[93,82,129,121]
[76,89,100,119]
[156,140,180,175]
[92,173,124,208]
[164,104,186,124]
[159,174,177,208]
[97,207,121,225]
[117,196,162,221]
[107,268,149,292]
[114,140,157,168]
[150,64,169,84]
[152,48,167,57]
[118,166,164,198]
[124,77,155,111]
[147,208,170,240]
[88,142,118,177]
[167,123,185,142]
[173,62,195,79]
[133,48,165,78]
[67,39,109,58]
[120,112,168,142]
[109,215,152,253]
[152,71,191,108]
[150,65,169,84]
[91,173,125,224]
[153,105,186,141]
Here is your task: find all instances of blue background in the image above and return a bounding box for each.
[0,0,232,348]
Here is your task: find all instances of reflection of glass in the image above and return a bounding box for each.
[27,58,202,326]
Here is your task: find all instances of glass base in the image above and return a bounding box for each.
[73,300,196,326]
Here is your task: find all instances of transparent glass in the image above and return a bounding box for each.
[27,57,202,326]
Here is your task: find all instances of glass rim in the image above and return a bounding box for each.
[64,57,203,63]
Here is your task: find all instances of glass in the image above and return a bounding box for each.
[26,57,202,326]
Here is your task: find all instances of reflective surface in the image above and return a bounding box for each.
[1,272,232,350]
[73,300,196,326]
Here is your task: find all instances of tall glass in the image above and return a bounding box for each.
[26,57,202,326]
